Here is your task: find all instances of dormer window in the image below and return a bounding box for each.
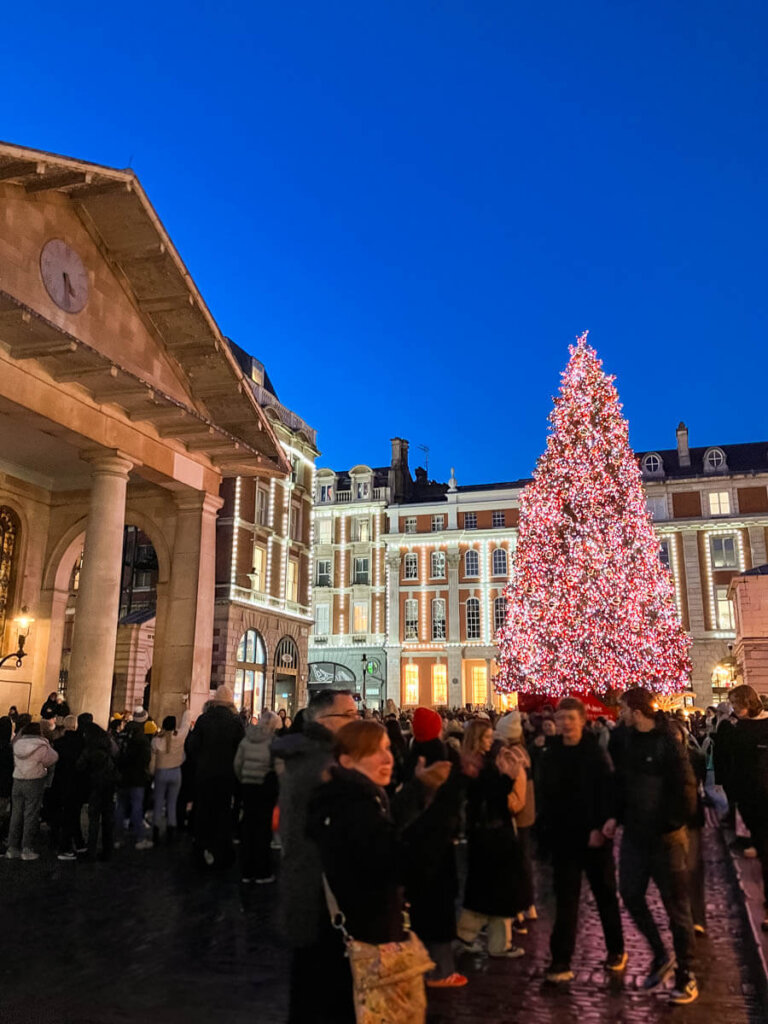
[704,448,727,473]
[642,453,663,476]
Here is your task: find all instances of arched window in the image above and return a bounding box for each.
[431,551,446,579]
[494,596,507,634]
[466,597,480,640]
[465,550,479,578]
[403,553,418,580]
[642,453,663,476]
[431,598,446,640]
[704,448,727,473]
[0,506,20,642]
[235,628,267,718]
[492,548,508,576]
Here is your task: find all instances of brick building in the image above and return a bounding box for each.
[308,426,768,708]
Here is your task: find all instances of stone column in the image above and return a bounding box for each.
[68,452,133,726]
[385,551,401,708]
[485,657,494,707]
[152,491,223,723]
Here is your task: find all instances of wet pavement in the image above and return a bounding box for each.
[0,823,764,1024]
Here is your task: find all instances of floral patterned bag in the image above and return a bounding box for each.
[323,875,435,1024]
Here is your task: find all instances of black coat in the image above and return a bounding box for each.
[536,732,616,852]
[307,766,408,944]
[51,730,84,799]
[713,717,738,788]
[186,704,245,784]
[463,760,524,917]
[731,715,768,829]
[116,722,152,788]
[612,725,697,842]
[77,727,119,797]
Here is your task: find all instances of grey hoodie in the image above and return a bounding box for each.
[12,735,59,780]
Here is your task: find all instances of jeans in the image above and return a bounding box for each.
[687,827,706,928]
[550,841,624,968]
[619,832,695,973]
[153,767,182,829]
[114,785,146,840]
[8,778,46,852]
[241,774,277,880]
[456,908,511,955]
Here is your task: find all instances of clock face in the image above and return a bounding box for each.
[40,239,89,313]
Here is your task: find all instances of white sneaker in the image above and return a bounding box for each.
[135,839,154,850]
[5,848,20,859]
[57,851,77,861]
[21,850,39,861]
[254,875,276,884]
[203,849,215,866]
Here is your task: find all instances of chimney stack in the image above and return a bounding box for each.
[676,422,690,468]
[389,438,411,503]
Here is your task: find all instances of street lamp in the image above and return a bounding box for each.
[0,608,34,669]
[360,653,368,706]
[711,643,739,696]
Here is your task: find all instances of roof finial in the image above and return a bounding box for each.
[448,466,457,492]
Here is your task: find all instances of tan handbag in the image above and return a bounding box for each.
[323,875,435,1024]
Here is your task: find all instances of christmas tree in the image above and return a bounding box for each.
[496,334,690,698]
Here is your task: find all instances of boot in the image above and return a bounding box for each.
[167,826,177,844]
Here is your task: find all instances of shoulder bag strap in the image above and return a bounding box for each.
[322,873,350,940]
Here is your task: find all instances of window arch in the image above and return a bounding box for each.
[0,506,20,642]
[642,453,663,476]
[465,550,479,578]
[704,448,727,473]
[492,548,508,576]
[403,553,418,580]
[466,597,480,640]
[431,550,446,579]
[235,628,267,717]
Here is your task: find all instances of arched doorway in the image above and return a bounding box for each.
[234,628,267,719]
[273,635,299,716]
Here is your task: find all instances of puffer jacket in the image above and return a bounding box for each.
[234,712,279,785]
[150,710,191,773]
[12,735,59,780]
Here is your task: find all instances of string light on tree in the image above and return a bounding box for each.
[496,333,691,698]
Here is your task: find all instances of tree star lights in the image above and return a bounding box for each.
[496,334,691,698]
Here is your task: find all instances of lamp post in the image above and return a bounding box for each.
[361,653,368,706]
[0,609,34,669]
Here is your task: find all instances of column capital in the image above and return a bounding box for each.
[174,490,224,516]
[80,448,136,478]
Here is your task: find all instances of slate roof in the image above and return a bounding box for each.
[637,441,768,479]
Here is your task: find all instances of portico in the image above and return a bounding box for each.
[0,142,289,725]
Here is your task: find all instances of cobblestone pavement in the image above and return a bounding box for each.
[0,824,764,1024]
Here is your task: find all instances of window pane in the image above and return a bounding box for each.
[404,554,418,580]
[494,597,506,633]
[234,668,244,706]
[236,632,247,662]
[353,602,368,633]
[715,587,734,630]
[245,630,256,663]
[465,550,479,577]
[465,512,477,529]
[466,598,480,639]
[316,604,330,635]
[432,664,447,704]
[492,510,505,528]
[432,599,446,640]
[244,670,255,692]
[492,549,507,576]
[405,599,419,640]
[471,665,487,705]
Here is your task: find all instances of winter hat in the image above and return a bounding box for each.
[63,715,78,731]
[213,684,235,705]
[496,710,523,743]
[132,706,149,724]
[412,707,443,743]
[144,719,158,735]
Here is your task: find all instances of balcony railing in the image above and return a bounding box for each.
[337,491,351,503]
[249,381,318,446]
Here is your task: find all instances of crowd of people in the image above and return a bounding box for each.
[1,681,768,1021]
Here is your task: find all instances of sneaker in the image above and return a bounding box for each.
[203,849,215,866]
[489,946,525,959]
[426,973,468,989]
[642,954,676,990]
[135,839,154,850]
[5,848,20,860]
[57,851,77,861]
[605,952,628,972]
[241,877,253,884]
[669,973,699,1005]
[20,850,39,861]
[254,875,276,884]
[545,964,575,982]
[454,938,484,955]
[693,924,706,936]
[525,904,538,921]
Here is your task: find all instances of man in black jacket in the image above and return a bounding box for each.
[537,697,625,983]
[608,687,698,1005]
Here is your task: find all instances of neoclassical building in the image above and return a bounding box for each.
[0,142,289,726]
[309,427,768,708]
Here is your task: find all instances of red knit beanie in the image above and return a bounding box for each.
[412,707,443,743]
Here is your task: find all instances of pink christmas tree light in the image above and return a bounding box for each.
[496,334,691,698]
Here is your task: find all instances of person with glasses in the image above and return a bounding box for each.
[273,688,360,1023]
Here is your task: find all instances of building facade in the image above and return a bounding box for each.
[309,425,768,708]
[212,344,319,717]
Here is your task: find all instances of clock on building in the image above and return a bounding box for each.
[40,239,89,313]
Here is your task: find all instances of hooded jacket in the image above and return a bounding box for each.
[186,704,245,784]
[234,712,279,785]
[150,710,191,773]
[12,735,59,780]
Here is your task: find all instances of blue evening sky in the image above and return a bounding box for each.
[2,2,766,484]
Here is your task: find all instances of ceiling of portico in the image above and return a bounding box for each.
[0,397,93,490]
